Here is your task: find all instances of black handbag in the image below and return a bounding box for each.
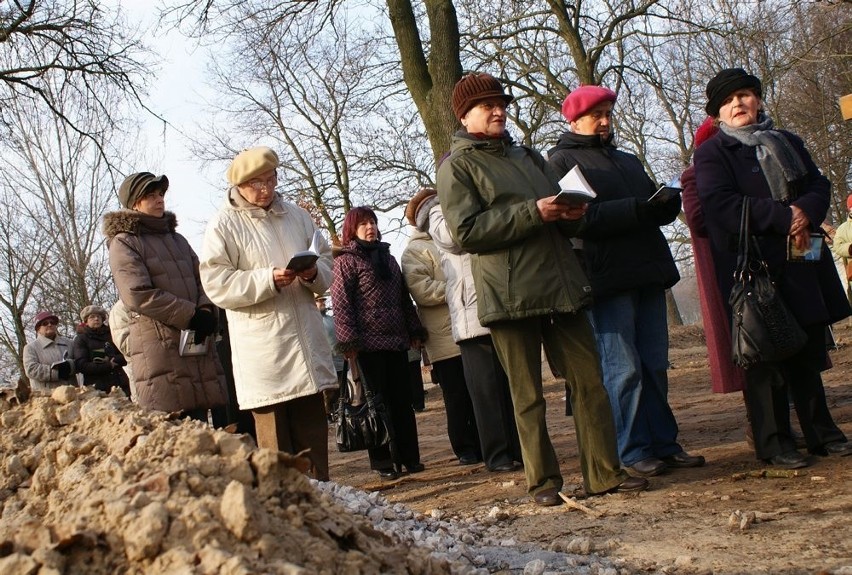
[729,197,808,368]
[335,361,393,453]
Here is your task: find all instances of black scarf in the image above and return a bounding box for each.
[355,239,392,280]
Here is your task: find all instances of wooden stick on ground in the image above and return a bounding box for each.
[558,492,602,518]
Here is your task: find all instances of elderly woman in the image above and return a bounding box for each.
[200,146,336,481]
[104,172,226,421]
[72,305,130,396]
[332,206,427,480]
[695,68,852,468]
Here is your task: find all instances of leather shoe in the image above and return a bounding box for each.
[458,454,481,466]
[404,462,425,474]
[489,461,520,472]
[610,476,650,493]
[765,450,809,469]
[627,457,667,477]
[824,441,852,456]
[661,451,706,468]
[533,487,563,507]
[377,468,398,479]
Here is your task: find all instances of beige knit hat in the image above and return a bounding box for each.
[227,147,280,186]
[80,305,107,322]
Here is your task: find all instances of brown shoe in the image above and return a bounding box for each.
[609,476,649,493]
[533,487,563,507]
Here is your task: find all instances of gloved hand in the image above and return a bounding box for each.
[55,360,72,380]
[188,308,217,344]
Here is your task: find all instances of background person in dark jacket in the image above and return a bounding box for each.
[548,85,704,478]
[72,305,130,396]
[695,68,852,468]
[331,206,428,480]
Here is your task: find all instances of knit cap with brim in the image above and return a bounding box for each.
[118,173,169,209]
[227,147,280,186]
[452,73,514,121]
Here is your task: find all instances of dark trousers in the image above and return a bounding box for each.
[408,359,426,411]
[358,350,421,470]
[431,355,481,460]
[252,393,330,481]
[458,335,522,470]
[745,325,846,459]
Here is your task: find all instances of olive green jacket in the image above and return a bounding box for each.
[436,132,592,325]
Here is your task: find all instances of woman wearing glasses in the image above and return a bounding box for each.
[200,147,337,481]
[104,172,226,420]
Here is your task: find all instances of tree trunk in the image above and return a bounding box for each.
[386,0,463,172]
[666,288,683,327]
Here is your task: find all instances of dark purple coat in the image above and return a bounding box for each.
[694,129,849,329]
[331,241,426,354]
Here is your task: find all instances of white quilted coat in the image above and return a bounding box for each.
[199,190,336,410]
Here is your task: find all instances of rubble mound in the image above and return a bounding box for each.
[0,387,455,574]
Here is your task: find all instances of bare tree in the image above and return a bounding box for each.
[0,0,153,160]
[0,185,58,391]
[0,77,133,389]
[184,4,433,240]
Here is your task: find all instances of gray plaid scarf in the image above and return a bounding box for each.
[719,114,807,203]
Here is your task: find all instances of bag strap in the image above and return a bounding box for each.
[351,359,377,395]
[734,197,750,280]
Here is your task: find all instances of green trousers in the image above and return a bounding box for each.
[490,312,627,495]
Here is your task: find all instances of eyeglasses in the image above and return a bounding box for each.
[40,320,58,326]
[476,100,508,112]
[245,173,278,192]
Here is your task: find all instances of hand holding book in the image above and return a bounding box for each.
[550,165,597,206]
[286,229,322,272]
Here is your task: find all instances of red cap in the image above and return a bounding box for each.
[33,311,59,329]
[846,195,852,211]
[694,117,718,149]
[561,85,617,122]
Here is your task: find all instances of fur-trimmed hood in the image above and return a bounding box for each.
[102,210,178,241]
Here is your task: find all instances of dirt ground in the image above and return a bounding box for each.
[329,322,852,575]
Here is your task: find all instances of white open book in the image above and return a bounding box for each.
[286,229,323,272]
[551,165,597,205]
[179,330,209,357]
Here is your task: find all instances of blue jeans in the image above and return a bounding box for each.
[590,288,682,466]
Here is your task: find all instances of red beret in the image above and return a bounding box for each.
[694,117,718,149]
[561,85,617,122]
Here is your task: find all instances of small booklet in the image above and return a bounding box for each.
[179,329,209,357]
[551,165,597,205]
[787,233,824,262]
[647,185,682,205]
[286,229,322,272]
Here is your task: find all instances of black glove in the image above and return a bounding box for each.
[55,360,72,380]
[188,308,217,344]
